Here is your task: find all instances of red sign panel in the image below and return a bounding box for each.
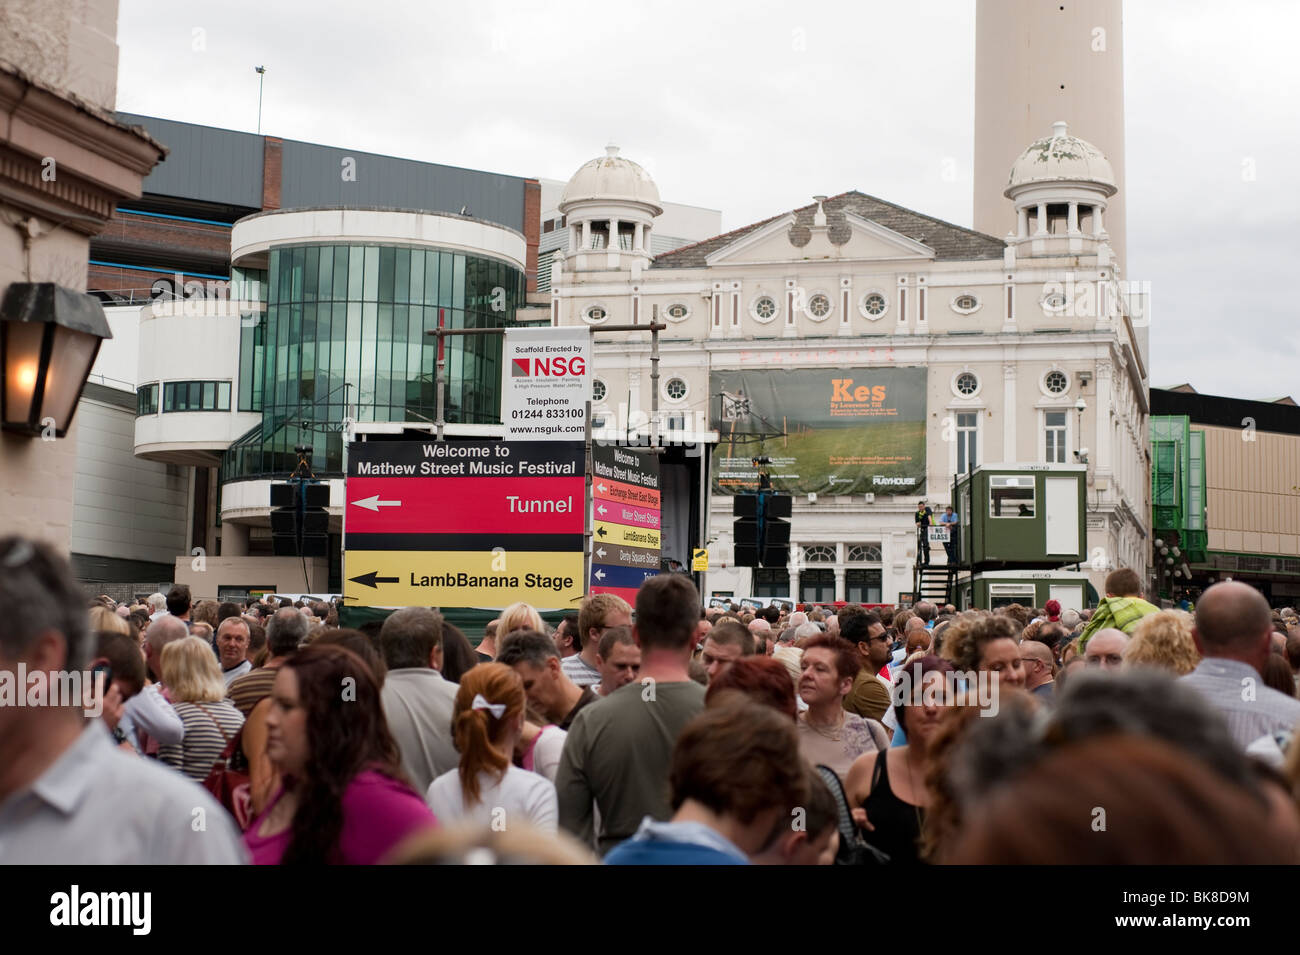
[347,476,585,535]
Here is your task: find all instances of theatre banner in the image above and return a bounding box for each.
[710,367,927,496]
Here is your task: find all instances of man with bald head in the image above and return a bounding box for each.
[1182,581,1300,750]
[1083,629,1128,671]
[1020,639,1057,702]
[121,614,190,753]
[748,617,774,656]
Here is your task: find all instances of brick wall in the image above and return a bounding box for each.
[523,178,540,292]
[262,137,282,210]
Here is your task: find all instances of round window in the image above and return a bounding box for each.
[585,305,607,323]
[665,378,688,401]
[666,303,689,321]
[1045,370,1069,394]
[1043,292,1067,311]
[807,293,832,318]
[593,379,607,402]
[955,294,978,311]
[862,292,887,317]
[956,372,979,396]
[753,296,777,321]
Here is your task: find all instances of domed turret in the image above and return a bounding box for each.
[561,145,663,212]
[558,145,662,260]
[1004,122,1116,244]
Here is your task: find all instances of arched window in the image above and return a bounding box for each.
[847,544,882,562]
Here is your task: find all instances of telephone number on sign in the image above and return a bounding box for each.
[511,408,584,420]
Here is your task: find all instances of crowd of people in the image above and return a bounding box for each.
[6,534,1300,865]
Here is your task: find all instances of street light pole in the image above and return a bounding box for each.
[255,66,266,134]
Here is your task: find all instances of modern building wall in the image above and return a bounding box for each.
[172,555,330,602]
[1151,388,1300,604]
[72,388,188,569]
[1201,423,1300,557]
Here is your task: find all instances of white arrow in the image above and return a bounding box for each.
[596,483,608,493]
[596,547,607,558]
[594,569,606,580]
[351,495,401,512]
[597,504,608,516]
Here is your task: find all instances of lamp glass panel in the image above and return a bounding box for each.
[3,321,46,425]
[40,326,100,428]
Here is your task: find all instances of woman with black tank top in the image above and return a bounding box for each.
[845,654,955,865]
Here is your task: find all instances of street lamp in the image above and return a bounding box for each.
[0,283,112,438]
[1074,396,1087,461]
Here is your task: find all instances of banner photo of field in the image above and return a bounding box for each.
[710,367,927,496]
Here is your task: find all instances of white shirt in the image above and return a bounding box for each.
[527,725,567,784]
[426,764,558,832]
[0,722,247,863]
[221,660,252,685]
[120,682,184,751]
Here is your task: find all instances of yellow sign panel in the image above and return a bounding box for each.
[692,548,709,572]
[593,521,660,550]
[345,550,585,609]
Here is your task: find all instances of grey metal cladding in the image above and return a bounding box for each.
[278,140,525,232]
[117,113,264,208]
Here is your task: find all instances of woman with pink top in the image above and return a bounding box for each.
[243,644,437,864]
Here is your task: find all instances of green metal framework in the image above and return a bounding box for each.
[1150,415,1207,563]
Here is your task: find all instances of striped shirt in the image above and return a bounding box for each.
[159,700,246,782]
[227,666,279,719]
[561,654,601,688]
[1180,658,1300,750]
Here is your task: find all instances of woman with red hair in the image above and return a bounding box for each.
[426,663,558,832]
[704,655,798,720]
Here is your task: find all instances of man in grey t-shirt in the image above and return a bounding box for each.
[379,607,460,793]
[556,575,708,854]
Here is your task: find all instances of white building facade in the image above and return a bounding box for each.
[550,126,1150,606]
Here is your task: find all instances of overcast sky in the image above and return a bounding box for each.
[116,0,1300,400]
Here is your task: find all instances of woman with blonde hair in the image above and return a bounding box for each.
[425,663,557,831]
[89,604,131,637]
[498,601,545,637]
[158,635,245,781]
[1124,610,1199,676]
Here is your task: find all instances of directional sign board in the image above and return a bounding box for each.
[590,443,660,604]
[344,439,586,609]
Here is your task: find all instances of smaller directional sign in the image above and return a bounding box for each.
[590,443,661,599]
[594,521,661,550]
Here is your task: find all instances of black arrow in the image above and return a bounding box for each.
[596,526,607,538]
[349,571,400,589]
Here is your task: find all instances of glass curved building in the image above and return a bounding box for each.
[134,207,530,579]
[223,230,525,481]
